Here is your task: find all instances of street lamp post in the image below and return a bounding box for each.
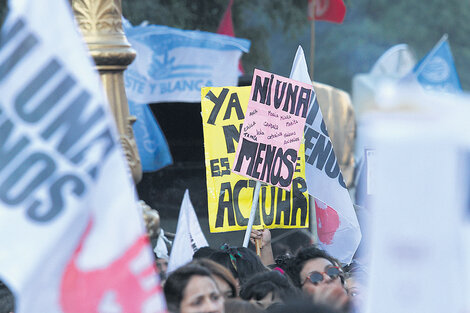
[71,0,142,183]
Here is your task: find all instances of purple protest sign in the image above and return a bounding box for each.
[232,69,311,190]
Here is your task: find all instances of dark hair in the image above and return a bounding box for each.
[240,271,299,303]
[290,246,343,288]
[163,265,214,312]
[266,299,341,313]
[224,298,264,313]
[273,254,295,272]
[0,281,14,313]
[190,258,238,298]
[193,246,218,259]
[206,244,268,285]
[275,253,299,286]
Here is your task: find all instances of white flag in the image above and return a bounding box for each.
[289,46,361,264]
[167,190,208,274]
[0,0,165,312]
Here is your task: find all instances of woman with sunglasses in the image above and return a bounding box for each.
[289,246,350,312]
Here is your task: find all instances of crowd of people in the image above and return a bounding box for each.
[0,220,366,313]
[158,227,366,313]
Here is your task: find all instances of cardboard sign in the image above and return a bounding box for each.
[232,69,311,190]
[202,86,309,233]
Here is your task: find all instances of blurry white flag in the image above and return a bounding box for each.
[0,0,165,312]
[167,190,208,273]
[289,46,361,264]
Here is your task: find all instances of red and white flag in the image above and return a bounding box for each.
[308,0,346,24]
[0,0,166,312]
[217,0,244,74]
[289,46,361,264]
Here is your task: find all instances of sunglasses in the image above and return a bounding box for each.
[303,266,342,285]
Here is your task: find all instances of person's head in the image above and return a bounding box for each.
[271,254,296,282]
[206,244,268,285]
[291,246,345,296]
[266,299,341,313]
[164,265,224,313]
[156,257,169,281]
[141,201,161,240]
[193,247,218,260]
[0,280,14,313]
[191,258,238,299]
[224,298,263,313]
[240,271,299,310]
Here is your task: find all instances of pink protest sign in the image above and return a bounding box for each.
[232,69,312,190]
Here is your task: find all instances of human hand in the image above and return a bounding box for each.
[250,228,271,248]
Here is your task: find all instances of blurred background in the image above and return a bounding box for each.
[118,0,470,92]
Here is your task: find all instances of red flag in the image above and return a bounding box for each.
[217,0,244,74]
[308,0,346,24]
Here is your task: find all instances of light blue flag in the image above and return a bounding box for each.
[128,100,173,172]
[407,34,462,93]
[123,21,250,103]
[122,20,249,172]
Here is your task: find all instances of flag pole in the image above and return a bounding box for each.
[309,0,318,245]
[309,0,316,80]
[242,180,262,248]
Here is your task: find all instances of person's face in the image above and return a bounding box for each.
[249,291,282,310]
[212,275,234,299]
[155,258,168,274]
[180,275,224,313]
[299,257,344,296]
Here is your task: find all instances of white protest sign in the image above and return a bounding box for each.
[364,86,469,313]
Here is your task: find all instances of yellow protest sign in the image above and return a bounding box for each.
[202,86,309,233]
